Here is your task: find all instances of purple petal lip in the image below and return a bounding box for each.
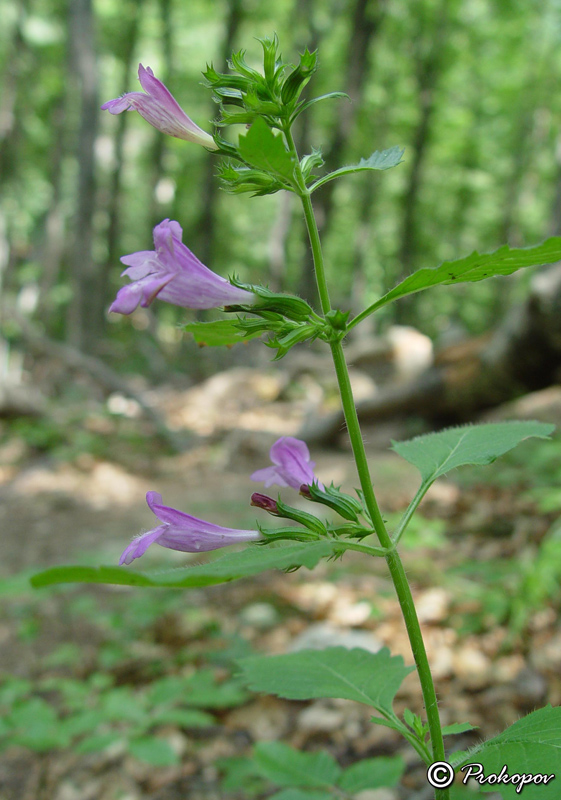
[119,491,260,565]
[251,436,324,491]
[101,64,218,149]
[109,218,255,314]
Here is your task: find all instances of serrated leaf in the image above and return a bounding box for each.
[239,647,414,720]
[254,741,341,788]
[128,736,179,766]
[183,320,260,347]
[238,118,295,183]
[338,756,405,792]
[454,706,561,798]
[357,237,561,317]
[30,542,335,588]
[309,146,404,191]
[392,421,554,483]
[442,722,478,736]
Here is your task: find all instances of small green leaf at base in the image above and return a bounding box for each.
[392,421,554,483]
[442,722,478,736]
[454,705,561,799]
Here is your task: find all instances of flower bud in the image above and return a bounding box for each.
[250,493,279,514]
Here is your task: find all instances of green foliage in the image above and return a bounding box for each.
[309,146,405,192]
[449,518,561,635]
[453,706,561,798]
[353,239,561,324]
[393,421,554,484]
[0,668,246,764]
[182,319,261,346]
[219,743,404,799]
[238,646,413,726]
[238,118,296,186]
[31,541,335,588]
[253,742,342,788]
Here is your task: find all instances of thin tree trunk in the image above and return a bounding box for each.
[196,0,244,266]
[397,0,449,300]
[148,0,173,230]
[104,2,144,304]
[298,0,385,303]
[67,0,100,352]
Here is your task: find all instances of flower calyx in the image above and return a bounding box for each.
[300,482,365,523]
[251,492,327,536]
[204,37,319,131]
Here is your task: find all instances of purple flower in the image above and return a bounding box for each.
[109,219,255,314]
[101,64,218,149]
[120,491,261,565]
[251,436,324,491]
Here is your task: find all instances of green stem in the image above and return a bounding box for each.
[288,132,449,799]
[392,481,432,546]
[335,540,388,558]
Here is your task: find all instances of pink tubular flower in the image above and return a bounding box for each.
[120,491,261,565]
[101,64,218,149]
[251,436,324,491]
[109,218,255,314]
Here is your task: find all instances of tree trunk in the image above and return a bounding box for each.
[297,0,386,304]
[396,0,450,320]
[104,1,144,305]
[299,263,561,445]
[196,0,244,266]
[67,0,101,352]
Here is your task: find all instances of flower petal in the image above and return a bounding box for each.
[119,525,167,565]
[250,466,290,488]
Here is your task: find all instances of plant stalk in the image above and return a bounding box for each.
[287,130,450,799]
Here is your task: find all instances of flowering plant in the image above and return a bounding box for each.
[33,37,561,799]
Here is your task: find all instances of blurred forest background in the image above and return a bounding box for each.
[2,2,561,799]
[3,0,561,366]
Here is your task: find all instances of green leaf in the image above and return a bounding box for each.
[128,736,179,766]
[101,688,147,724]
[30,541,335,588]
[75,732,122,754]
[238,118,295,184]
[442,722,478,736]
[354,237,561,319]
[254,741,341,788]
[338,756,405,792]
[8,698,67,750]
[178,671,247,709]
[392,421,554,484]
[309,146,404,191]
[454,706,561,798]
[238,647,414,720]
[269,791,334,800]
[149,708,215,728]
[183,319,260,347]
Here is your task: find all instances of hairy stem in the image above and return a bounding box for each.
[286,129,449,799]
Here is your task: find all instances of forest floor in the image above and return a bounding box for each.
[0,366,560,800]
